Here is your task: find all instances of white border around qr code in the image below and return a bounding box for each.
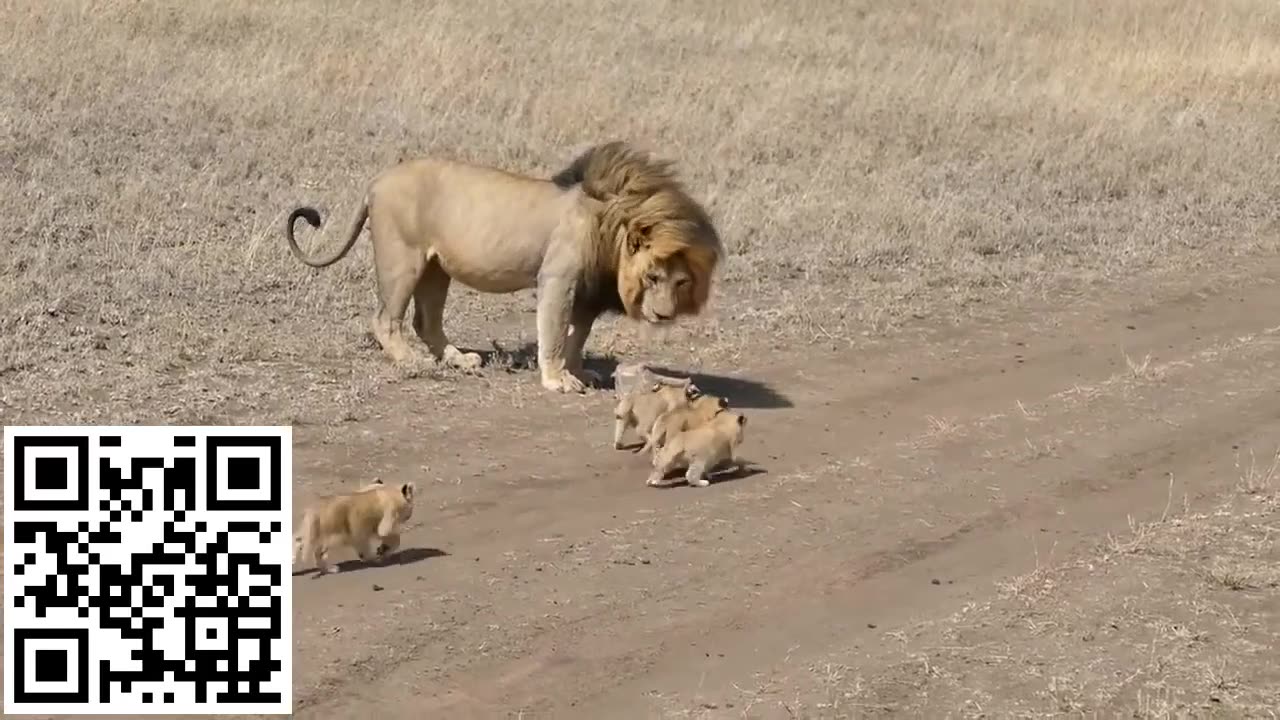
[3,426,293,716]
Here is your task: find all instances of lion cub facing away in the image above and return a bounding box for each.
[640,392,730,456]
[293,479,416,575]
[613,380,699,451]
[648,410,747,488]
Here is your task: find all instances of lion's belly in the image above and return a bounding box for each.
[432,245,541,294]
[442,263,536,294]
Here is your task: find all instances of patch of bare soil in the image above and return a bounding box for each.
[762,494,1280,719]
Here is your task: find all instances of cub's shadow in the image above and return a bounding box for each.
[644,367,790,410]
[468,342,792,410]
[292,547,448,578]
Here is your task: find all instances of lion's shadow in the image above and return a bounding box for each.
[292,547,449,578]
[466,342,791,410]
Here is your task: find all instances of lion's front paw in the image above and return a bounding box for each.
[542,371,587,394]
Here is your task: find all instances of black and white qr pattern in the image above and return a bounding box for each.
[3,426,292,715]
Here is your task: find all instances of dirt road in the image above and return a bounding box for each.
[273,261,1280,720]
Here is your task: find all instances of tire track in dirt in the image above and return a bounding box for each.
[287,265,1280,719]
[581,332,1280,719]
[739,405,1280,719]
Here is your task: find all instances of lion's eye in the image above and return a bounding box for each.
[675,277,690,288]
[645,272,660,285]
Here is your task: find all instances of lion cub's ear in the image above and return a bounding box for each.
[717,396,729,409]
[400,482,416,501]
[737,414,746,425]
[650,382,663,392]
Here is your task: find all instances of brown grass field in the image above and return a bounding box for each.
[2,0,1279,717]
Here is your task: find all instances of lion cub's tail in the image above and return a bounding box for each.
[292,508,319,564]
[285,202,369,268]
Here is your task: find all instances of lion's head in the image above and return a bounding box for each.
[557,141,723,324]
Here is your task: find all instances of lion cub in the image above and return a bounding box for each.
[647,410,747,488]
[640,393,730,455]
[293,479,416,575]
[613,380,699,451]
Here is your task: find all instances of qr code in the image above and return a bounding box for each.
[3,426,292,716]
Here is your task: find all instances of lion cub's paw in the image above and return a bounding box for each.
[443,345,483,371]
[646,472,679,488]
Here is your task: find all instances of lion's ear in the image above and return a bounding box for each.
[401,482,416,501]
[627,220,653,254]
[616,225,643,256]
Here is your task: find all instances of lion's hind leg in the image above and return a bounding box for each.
[647,444,686,488]
[412,256,482,370]
[312,536,337,575]
[370,224,426,365]
[684,459,711,488]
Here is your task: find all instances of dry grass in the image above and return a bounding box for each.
[1236,447,1280,496]
[3,0,1279,426]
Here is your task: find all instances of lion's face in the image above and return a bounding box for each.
[637,257,693,323]
[605,182,720,324]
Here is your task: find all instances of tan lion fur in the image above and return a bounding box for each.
[647,410,747,488]
[612,380,700,451]
[285,140,723,394]
[640,392,731,456]
[293,480,416,575]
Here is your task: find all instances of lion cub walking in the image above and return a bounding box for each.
[639,393,730,456]
[648,410,747,488]
[613,381,700,451]
[293,479,416,575]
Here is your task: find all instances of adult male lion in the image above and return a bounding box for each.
[284,141,723,393]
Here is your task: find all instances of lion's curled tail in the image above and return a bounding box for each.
[285,203,370,268]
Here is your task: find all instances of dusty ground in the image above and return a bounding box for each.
[3,0,1280,718]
